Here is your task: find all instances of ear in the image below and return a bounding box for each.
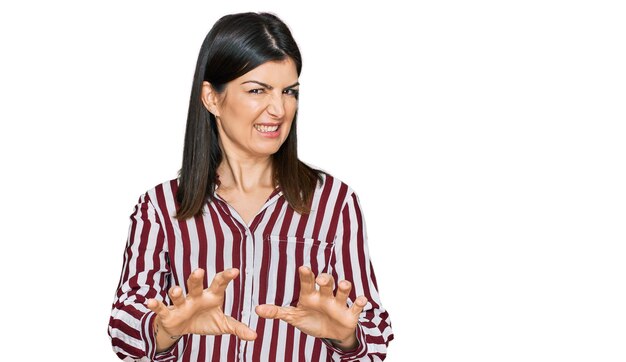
[201,81,221,116]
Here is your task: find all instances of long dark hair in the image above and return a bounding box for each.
[176,12,323,220]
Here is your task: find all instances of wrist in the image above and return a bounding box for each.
[327,331,358,351]
[154,316,181,339]
[153,316,182,353]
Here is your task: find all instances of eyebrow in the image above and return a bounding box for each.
[240,80,300,89]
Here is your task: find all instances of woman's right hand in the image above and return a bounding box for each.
[147,268,257,352]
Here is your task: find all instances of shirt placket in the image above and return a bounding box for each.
[215,192,282,361]
[238,226,255,360]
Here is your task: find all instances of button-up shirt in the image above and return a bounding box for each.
[109,174,393,361]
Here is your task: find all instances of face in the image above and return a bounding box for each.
[202,58,299,159]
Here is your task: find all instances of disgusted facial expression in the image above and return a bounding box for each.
[202,58,300,160]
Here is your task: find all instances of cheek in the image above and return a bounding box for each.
[285,99,298,118]
[284,104,297,129]
[224,95,264,120]
[281,119,295,139]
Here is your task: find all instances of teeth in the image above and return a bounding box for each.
[255,125,279,132]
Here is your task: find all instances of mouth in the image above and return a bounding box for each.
[254,124,280,133]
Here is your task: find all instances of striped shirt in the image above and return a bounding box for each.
[108,174,394,361]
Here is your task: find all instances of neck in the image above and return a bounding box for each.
[217,151,274,193]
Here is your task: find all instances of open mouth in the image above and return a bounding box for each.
[254,124,280,133]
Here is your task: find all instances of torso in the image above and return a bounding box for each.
[216,185,276,226]
[133,174,373,361]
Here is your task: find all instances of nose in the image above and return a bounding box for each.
[266,92,285,119]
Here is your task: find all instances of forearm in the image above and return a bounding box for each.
[328,191,394,358]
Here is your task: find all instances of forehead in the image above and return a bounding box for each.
[236,58,299,86]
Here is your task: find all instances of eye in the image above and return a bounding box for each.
[248,88,265,94]
[283,88,299,97]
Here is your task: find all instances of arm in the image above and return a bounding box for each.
[108,193,257,360]
[255,190,395,361]
[323,191,394,361]
[108,193,188,361]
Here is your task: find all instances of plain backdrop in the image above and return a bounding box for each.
[1,1,625,361]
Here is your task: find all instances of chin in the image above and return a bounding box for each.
[250,145,282,157]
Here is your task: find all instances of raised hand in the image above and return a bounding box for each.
[255,266,368,351]
[147,268,257,352]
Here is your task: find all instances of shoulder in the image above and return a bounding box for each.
[305,162,354,194]
[137,178,180,216]
[317,172,354,193]
[312,172,359,211]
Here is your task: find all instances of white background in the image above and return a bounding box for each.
[1,1,625,361]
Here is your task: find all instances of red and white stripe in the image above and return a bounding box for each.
[109,174,394,361]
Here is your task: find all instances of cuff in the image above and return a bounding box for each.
[321,324,368,360]
[141,311,190,361]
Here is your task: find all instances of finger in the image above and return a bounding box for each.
[225,316,257,341]
[316,273,334,298]
[350,296,368,317]
[169,286,185,307]
[147,298,170,318]
[208,268,239,294]
[187,268,205,297]
[298,266,316,295]
[255,304,295,322]
[335,280,352,306]
[254,304,282,320]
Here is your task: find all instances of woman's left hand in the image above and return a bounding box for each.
[255,266,367,351]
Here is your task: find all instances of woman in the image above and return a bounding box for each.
[108,12,393,361]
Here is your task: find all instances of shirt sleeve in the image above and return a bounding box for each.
[322,191,395,361]
[108,193,190,361]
